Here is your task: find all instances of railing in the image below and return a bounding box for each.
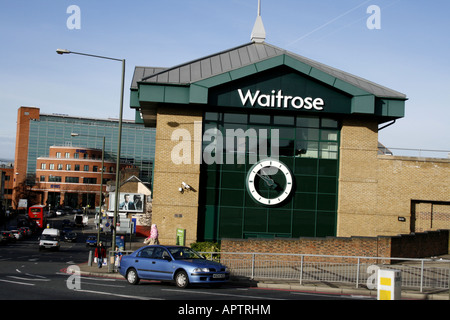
[378,147,450,159]
[202,252,450,293]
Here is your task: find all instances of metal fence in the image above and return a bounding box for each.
[204,252,450,293]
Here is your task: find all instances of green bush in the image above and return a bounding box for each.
[190,242,220,261]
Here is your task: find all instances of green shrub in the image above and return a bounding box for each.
[191,242,220,261]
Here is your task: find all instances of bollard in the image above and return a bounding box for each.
[377,269,402,300]
[88,250,93,267]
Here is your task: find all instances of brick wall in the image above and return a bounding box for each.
[151,105,203,245]
[221,230,449,263]
[338,118,450,238]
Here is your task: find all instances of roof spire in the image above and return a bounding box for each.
[251,0,266,43]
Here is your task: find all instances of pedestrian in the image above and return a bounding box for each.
[144,224,159,245]
[114,245,123,270]
[95,242,106,268]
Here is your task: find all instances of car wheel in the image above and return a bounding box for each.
[126,268,140,285]
[175,270,189,289]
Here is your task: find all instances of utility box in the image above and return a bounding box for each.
[377,269,402,300]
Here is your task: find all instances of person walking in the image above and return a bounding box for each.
[95,242,107,268]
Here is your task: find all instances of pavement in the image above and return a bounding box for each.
[70,240,450,301]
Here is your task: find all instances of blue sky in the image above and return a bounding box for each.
[0,0,449,160]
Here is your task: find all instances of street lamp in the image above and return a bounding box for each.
[58,48,125,259]
[71,133,105,246]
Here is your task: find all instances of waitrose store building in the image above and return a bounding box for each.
[130,41,449,246]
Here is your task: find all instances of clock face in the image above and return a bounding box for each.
[246,159,294,206]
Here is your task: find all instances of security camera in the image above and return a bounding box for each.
[181,182,191,189]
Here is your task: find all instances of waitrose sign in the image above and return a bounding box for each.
[238,89,325,111]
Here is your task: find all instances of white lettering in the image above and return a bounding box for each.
[238,89,259,106]
[367,265,379,289]
[238,89,325,111]
[291,96,304,109]
[66,5,81,30]
[313,98,324,110]
[66,265,81,290]
[367,5,381,30]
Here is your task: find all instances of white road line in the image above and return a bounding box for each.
[73,289,162,300]
[162,289,285,300]
[7,276,50,282]
[0,278,35,286]
[81,281,125,288]
[25,273,47,279]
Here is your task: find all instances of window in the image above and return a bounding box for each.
[56,152,61,158]
[84,165,89,171]
[93,166,98,172]
[66,164,71,171]
[48,176,62,182]
[49,163,55,170]
[138,247,154,258]
[65,177,79,183]
[57,164,63,170]
[74,153,79,159]
[201,111,341,241]
[83,177,97,184]
[65,152,70,159]
[41,163,47,170]
[40,176,46,182]
[153,247,170,260]
[74,164,80,171]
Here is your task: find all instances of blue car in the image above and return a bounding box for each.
[118,245,230,288]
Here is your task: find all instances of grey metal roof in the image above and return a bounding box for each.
[131,66,167,90]
[132,42,406,99]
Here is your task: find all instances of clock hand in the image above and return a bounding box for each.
[256,172,278,189]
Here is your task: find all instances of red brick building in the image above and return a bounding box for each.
[34,146,117,209]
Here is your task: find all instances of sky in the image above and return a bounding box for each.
[0,0,449,161]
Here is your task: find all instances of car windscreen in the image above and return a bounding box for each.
[168,247,204,260]
[41,234,58,241]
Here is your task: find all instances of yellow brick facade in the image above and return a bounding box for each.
[151,106,202,245]
[338,118,450,237]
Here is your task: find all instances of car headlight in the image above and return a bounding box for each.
[193,267,210,273]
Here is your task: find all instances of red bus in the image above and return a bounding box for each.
[28,205,47,229]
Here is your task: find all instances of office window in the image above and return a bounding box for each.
[74,164,80,171]
[83,177,97,184]
[74,153,79,159]
[66,164,71,171]
[48,176,62,182]
[56,152,61,158]
[49,163,55,170]
[41,163,46,170]
[65,177,79,183]
[65,152,70,159]
[84,165,89,171]
[57,164,63,170]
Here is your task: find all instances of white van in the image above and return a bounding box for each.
[39,228,60,251]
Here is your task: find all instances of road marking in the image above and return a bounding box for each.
[72,289,162,300]
[162,289,285,300]
[81,281,125,288]
[7,276,50,282]
[25,273,47,279]
[0,279,35,286]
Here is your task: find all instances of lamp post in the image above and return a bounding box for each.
[71,133,105,246]
[58,48,125,258]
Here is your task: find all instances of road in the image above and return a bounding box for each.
[0,215,371,305]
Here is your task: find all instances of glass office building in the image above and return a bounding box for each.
[24,112,156,184]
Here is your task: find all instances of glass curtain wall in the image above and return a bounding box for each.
[199,111,340,241]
